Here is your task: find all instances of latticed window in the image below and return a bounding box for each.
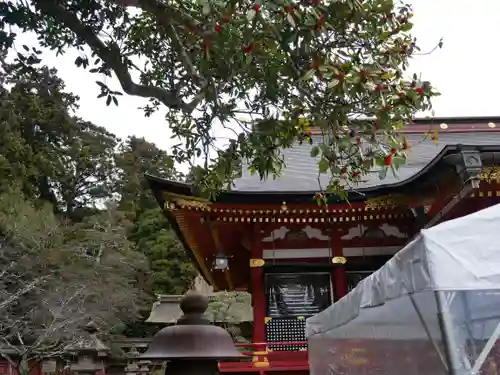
[264,272,331,350]
[265,317,307,351]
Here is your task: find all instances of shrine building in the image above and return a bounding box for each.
[146,116,500,375]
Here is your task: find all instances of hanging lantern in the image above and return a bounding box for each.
[213,253,229,270]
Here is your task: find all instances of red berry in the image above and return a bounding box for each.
[340,166,347,174]
[215,23,222,32]
[416,87,424,96]
[390,147,397,154]
[254,3,261,11]
[383,105,393,111]
[284,5,293,13]
[384,154,393,166]
[386,13,394,20]
[352,171,360,178]
[374,84,385,92]
[314,193,322,200]
[336,73,345,80]
[310,60,320,69]
[242,44,255,53]
[399,92,405,99]
[317,15,325,25]
[431,135,437,141]
[221,16,230,24]
[312,0,321,4]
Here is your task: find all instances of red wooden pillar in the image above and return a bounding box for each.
[332,229,348,300]
[250,223,266,345]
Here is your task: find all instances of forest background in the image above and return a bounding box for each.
[0,60,199,370]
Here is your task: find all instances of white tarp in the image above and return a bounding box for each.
[306,203,500,337]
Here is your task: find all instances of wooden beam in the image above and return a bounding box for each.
[173,212,220,289]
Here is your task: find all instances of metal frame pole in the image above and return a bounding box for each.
[435,291,466,375]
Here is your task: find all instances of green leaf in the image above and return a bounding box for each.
[286,14,296,27]
[202,4,211,15]
[310,146,320,157]
[106,95,112,106]
[300,69,316,81]
[378,166,388,180]
[401,22,413,32]
[318,158,329,173]
[328,79,339,89]
[74,56,83,67]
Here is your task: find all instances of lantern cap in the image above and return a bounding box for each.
[140,291,245,360]
[177,291,209,325]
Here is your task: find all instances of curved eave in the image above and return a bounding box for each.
[146,144,489,204]
[148,184,208,285]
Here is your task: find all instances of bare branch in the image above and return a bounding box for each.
[0,277,48,312]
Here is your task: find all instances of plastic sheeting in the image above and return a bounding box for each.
[306,204,500,375]
[307,203,500,337]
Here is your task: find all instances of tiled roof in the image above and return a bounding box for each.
[146,293,252,324]
[232,132,500,192]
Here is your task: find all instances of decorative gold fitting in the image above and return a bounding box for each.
[332,256,347,264]
[250,258,265,268]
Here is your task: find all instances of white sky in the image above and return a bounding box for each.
[11,0,500,155]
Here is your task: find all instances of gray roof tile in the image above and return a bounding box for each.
[233,132,500,192]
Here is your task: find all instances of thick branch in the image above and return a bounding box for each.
[35,0,199,113]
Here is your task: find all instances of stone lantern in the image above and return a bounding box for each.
[136,360,152,375]
[66,321,109,375]
[124,347,140,375]
[141,291,244,375]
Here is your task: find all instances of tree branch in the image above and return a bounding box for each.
[116,0,204,35]
[0,277,48,312]
[35,0,200,113]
